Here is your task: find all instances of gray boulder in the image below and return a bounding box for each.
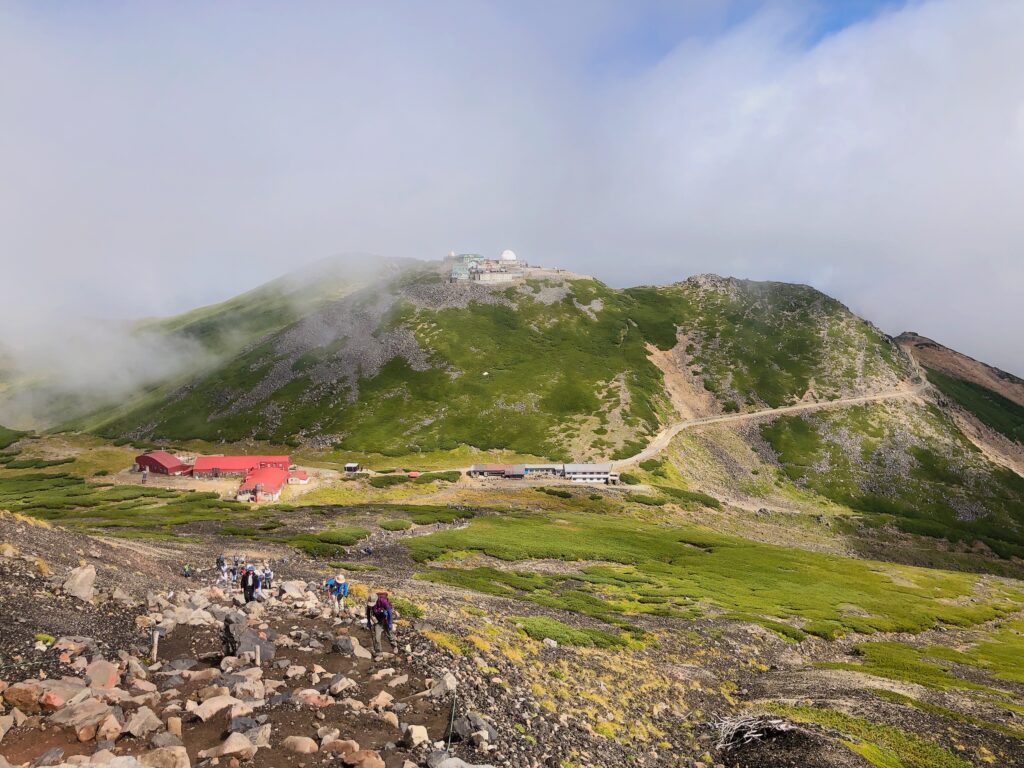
[63,565,97,602]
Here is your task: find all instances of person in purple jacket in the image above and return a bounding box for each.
[366,591,397,658]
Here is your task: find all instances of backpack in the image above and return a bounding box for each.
[371,592,391,618]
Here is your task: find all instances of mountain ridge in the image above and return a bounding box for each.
[86,262,912,461]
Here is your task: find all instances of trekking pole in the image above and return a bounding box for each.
[445,688,458,752]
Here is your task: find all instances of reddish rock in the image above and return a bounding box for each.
[49,697,112,742]
[97,713,122,741]
[131,678,158,693]
[3,681,43,713]
[342,750,385,768]
[321,739,359,755]
[283,735,319,754]
[198,732,257,760]
[293,689,333,708]
[368,690,393,711]
[86,659,120,689]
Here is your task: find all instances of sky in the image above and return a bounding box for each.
[1,0,1022,377]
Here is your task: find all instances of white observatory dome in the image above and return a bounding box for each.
[500,249,518,261]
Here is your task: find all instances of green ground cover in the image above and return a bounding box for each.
[0,470,254,530]
[925,367,1024,444]
[819,642,1001,693]
[514,616,628,648]
[368,474,411,488]
[0,456,74,469]
[761,401,1024,558]
[410,511,1021,639]
[379,518,412,531]
[767,704,971,768]
[820,619,1024,696]
[0,425,27,450]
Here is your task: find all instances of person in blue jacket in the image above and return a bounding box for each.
[324,573,349,616]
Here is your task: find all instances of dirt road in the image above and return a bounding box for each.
[618,383,926,467]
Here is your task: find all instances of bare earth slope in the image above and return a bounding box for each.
[897,332,1024,407]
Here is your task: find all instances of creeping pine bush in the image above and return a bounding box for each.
[515,616,626,648]
[369,474,410,488]
[537,487,572,499]
[413,471,461,484]
[626,493,665,506]
[655,485,722,509]
[317,527,371,545]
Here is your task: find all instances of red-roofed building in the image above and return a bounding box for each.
[135,451,191,476]
[237,467,289,502]
[192,455,290,478]
[288,469,309,485]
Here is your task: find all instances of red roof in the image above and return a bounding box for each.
[239,467,289,494]
[290,470,308,480]
[193,455,290,473]
[136,451,190,472]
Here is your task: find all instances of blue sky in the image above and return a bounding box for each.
[1,0,1022,378]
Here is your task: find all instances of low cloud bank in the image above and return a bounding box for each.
[1,0,1021,378]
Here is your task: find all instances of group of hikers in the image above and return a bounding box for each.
[323,572,397,656]
[214,554,275,603]
[209,555,397,658]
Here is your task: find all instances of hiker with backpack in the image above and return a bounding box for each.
[366,591,397,658]
[261,563,274,592]
[241,564,258,603]
[324,574,348,617]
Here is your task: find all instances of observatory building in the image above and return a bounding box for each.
[448,249,525,283]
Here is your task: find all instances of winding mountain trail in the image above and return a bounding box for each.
[617,382,927,467]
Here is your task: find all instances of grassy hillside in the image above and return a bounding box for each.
[926,366,1024,444]
[93,269,908,459]
[760,400,1024,558]
[411,509,1021,640]
[0,424,27,450]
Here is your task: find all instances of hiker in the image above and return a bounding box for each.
[241,564,258,603]
[217,557,229,585]
[366,591,397,658]
[324,574,348,616]
[181,563,193,578]
[229,557,238,584]
[262,563,274,591]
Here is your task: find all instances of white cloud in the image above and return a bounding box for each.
[0,0,1021,375]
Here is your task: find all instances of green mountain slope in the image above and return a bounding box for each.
[93,265,909,459]
[925,367,1024,445]
[760,399,1024,559]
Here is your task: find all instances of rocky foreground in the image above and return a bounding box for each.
[0,560,501,768]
